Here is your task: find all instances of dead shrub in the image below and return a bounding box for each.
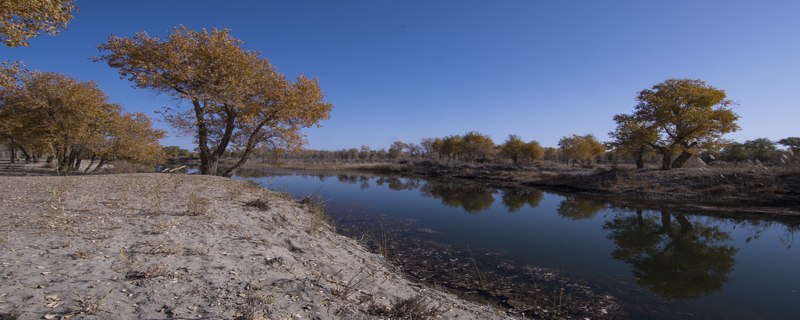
[187,192,210,216]
[245,199,271,211]
[367,295,445,320]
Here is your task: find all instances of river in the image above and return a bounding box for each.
[234,168,800,319]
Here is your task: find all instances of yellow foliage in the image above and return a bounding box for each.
[0,0,77,47]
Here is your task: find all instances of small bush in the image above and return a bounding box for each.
[187,193,210,216]
[245,199,270,211]
[367,295,445,320]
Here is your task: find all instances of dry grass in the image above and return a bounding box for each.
[299,193,332,233]
[367,294,446,320]
[244,199,271,211]
[186,192,210,216]
[101,160,157,174]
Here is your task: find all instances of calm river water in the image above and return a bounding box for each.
[235,168,800,319]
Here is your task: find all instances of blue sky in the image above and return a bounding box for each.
[2,0,798,150]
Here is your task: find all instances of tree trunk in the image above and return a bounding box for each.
[222,119,271,177]
[675,214,693,234]
[659,152,672,170]
[91,157,107,173]
[193,99,212,175]
[671,151,693,168]
[658,211,673,235]
[84,155,96,173]
[635,146,646,169]
[9,141,16,164]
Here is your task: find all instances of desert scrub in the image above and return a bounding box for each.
[367,295,445,319]
[187,192,210,216]
[245,198,270,211]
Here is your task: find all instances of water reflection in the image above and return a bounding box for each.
[604,210,737,299]
[420,180,495,213]
[501,189,544,213]
[558,196,608,220]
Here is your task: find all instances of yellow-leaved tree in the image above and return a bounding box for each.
[0,0,78,47]
[96,26,332,176]
[616,79,739,170]
[499,134,543,165]
[0,71,164,170]
[558,134,606,166]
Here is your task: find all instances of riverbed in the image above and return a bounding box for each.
[236,168,800,319]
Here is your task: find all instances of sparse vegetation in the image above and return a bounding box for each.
[186,192,210,216]
[367,294,445,320]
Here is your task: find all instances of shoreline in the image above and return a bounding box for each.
[237,160,800,215]
[0,173,514,319]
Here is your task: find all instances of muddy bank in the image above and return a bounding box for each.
[0,173,513,319]
[291,161,800,215]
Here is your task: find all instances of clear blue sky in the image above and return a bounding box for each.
[2,0,798,150]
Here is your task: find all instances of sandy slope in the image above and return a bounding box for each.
[0,173,512,319]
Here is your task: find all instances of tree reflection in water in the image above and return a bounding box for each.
[501,189,544,213]
[420,181,495,213]
[558,196,608,220]
[604,210,737,299]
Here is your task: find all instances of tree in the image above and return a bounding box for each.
[500,134,543,165]
[1,0,78,47]
[499,135,526,164]
[629,79,739,170]
[720,142,748,162]
[388,141,407,159]
[461,131,495,162]
[608,114,658,169]
[97,26,332,176]
[778,137,800,154]
[558,134,605,166]
[742,138,777,163]
[0,71,164,170]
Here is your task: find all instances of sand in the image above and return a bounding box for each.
[0,173,513,319]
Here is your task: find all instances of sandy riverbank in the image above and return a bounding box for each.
[0,173,513,319]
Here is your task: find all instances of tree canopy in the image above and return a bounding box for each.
[499,134,543,165]
[1,0,78,47]
[558,134,605,166]
[96,26,332,176]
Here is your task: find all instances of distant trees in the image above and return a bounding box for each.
[720,138,779,163]
[499,135,543,165]
[778,137,800,154]
[97,26,332,176]
[0,71,164,170]
[612,79,739,170]
[163,146,194,159]
[1,0,78,47]
[558,134,605,166]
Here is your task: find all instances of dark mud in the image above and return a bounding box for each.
[331,208,621,319]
